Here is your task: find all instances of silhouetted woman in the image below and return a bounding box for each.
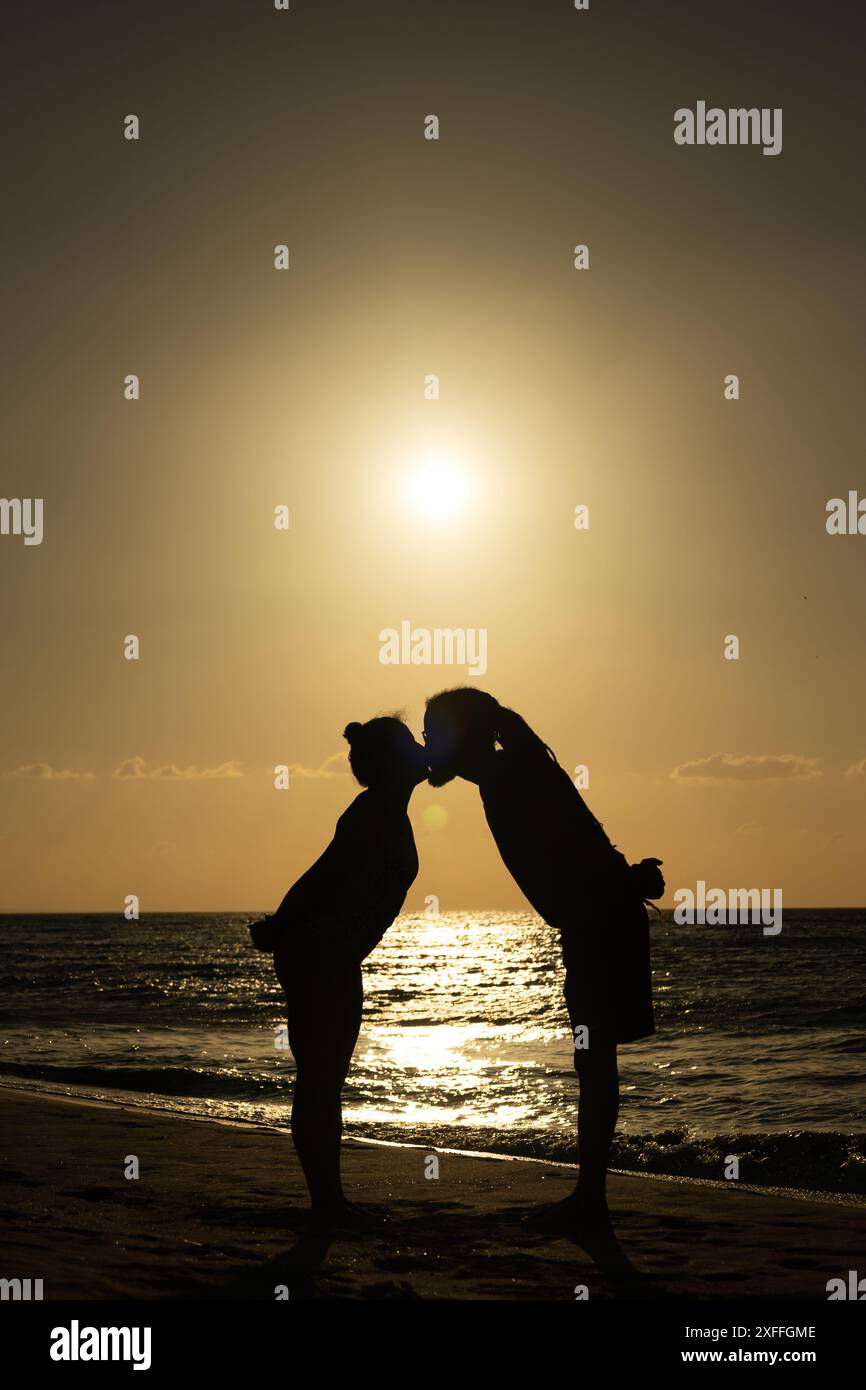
[249,716,427,1230]
[423,687,664,1232]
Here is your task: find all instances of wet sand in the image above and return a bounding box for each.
[2,1087,864,1300]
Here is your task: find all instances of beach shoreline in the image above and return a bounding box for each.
[4,1075,864,1211]
[2,1086,865,1300]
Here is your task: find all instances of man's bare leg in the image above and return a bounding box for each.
[526,1040,619,1231]
[573,1041,619,1224]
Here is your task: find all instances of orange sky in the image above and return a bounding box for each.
[2,0,863,909]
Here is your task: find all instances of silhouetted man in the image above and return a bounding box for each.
[424,687,663,1231]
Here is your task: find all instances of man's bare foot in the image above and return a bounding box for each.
[522,1192,613,1234]
[309,1199,389,1233]
[572,1198,614,1235]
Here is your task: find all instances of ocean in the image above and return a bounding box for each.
[2,910,865,1197]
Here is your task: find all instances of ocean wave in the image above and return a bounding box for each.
[0,1061,286,1100]
[347,1122,866,1197]
[3,1066,864,1198]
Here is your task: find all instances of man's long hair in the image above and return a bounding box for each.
[425,687,558,765]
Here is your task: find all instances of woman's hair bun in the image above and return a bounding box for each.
[343,721,363,745]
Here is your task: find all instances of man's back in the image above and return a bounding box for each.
[477,748,630,929]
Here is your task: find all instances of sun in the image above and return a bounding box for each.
[406,452,471,521]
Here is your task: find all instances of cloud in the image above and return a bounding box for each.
[671,753,822,783]
[735,822,763,835]
[288,752,349,779]
[845,757,866,777]
[114,757,148,779]
[16,754,346,783]
[12,763,95,781]
[113,757,244,780]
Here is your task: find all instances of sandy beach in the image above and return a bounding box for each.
[2,1086,864,1301]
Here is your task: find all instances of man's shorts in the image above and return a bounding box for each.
[562,897,655,1046]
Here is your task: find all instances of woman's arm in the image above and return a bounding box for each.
[248,837,344,950]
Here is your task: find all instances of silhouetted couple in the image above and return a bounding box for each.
[249,688,664,1235]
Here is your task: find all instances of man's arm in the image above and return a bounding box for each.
[583,855,665,903]
[629,857,665,900]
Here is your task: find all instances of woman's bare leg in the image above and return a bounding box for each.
[286,962,363,1223]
